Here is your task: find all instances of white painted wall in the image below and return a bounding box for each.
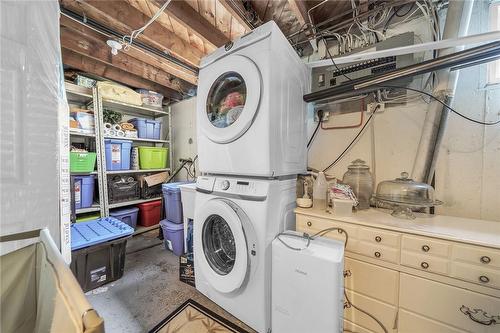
[170,97,198,181]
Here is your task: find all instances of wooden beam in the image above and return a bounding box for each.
[60,0,202,67]
[287,0,308,27]
[218,0,253,32]
[62,48,182,101]
[60,26,186,99]
[151,0,230,47]
[60,15,197,85]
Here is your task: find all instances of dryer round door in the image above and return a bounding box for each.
[196,199,248,293]
[199,55,261,143]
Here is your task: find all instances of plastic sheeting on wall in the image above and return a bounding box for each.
[0,0,71,261]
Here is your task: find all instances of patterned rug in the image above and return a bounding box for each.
[149,299,249,333]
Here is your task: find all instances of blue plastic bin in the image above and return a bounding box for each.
[71,217,134,251]
[162,182,194,224]
[105,139,132,170]
[160,219,184,256]
[74,175,95,209]
[129,118,162,140]
[110,206,139,229]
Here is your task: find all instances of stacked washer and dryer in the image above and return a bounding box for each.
[193,21,309,333]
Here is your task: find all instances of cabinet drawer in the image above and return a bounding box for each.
[399,273,500,333]
[358,227,400,248]
[344,289,397,333]
[345,257,399,305]
[356,241,400,264]
[398,309,466,333]
[296,215,357,251]
[401,251,450,275]
[452,244,500,269]
[401,235,451,258]
[451,262,500,290]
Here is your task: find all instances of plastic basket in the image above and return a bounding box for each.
[70,152,96,173]
[138,147,168,169]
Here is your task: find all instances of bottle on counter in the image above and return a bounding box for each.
[342,159,373,210]
[313,171,328,210]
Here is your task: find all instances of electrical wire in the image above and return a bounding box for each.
[275,228,388,333]
[307,120,322,149]
[122,0,172,50]
[323,111,376,172]
[374,85,500,126]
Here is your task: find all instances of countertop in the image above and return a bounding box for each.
[295,207,500,249]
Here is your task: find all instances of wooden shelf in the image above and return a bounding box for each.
[106,168,170,175]
[75,204,100,214]
[108,197,162,209]
[104,136,169,144]
[133,224,160,236]
[102,99,168,118]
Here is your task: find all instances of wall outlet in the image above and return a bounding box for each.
[367,102,385,114]
[314,110,330,122]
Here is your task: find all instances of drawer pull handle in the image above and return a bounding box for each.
[307,221,312,227]
[374,251,381,258]
[479,275,490,283]
[375,236,382,242]
[422,245,430,252]
[480,256,491,264]
[460,305,500,326]
[420,261,429,269]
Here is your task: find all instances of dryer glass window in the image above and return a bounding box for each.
[202,214,236,275]
[206,72,247,128]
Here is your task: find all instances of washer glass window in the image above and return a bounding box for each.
[206,72,247,128]
[202,214,236,275]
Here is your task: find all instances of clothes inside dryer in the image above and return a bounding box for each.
[206,71,247,128]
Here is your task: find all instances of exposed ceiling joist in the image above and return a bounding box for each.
[287,0,308,27]
[60,0,203,67]
[62,48,183,100]
[60,26,185,99]
[60,15,198,85]
[151,0,230,47]
[218,0,254,31]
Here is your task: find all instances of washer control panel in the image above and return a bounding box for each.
[213,177,269,198]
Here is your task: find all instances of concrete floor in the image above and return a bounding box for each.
[86,231,254,333]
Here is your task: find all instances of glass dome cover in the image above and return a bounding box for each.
[374,172,442,206]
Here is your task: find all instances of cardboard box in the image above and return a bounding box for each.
[179,253,195,287]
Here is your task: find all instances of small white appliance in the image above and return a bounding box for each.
[194,175,296,333]
[196,21,310,177]
[272,232,344,333]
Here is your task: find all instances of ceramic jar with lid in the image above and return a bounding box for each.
[342,159,374,210]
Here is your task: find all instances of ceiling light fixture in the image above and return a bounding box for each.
[106,39,122,56]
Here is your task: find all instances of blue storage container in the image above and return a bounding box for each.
[105,139,132,170]
[71,217,134,250]
[129,118,162,140]
[74,175,95,209]
[160,219,184,256]
[162,181,194,224]
[110,206,139,229]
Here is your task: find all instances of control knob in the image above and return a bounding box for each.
[221,180,230,190]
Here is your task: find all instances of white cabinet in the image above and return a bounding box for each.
[295,209,500,333]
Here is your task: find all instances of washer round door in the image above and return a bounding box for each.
[198,55,261,144]
[196,199,249,293]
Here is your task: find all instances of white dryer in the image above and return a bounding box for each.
[194,175,296,333]
[196,21,310,177]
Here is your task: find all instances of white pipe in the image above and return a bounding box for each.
[307,29,500,67]
[412,0,475,183]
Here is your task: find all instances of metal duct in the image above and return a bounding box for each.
[412,0,475,184]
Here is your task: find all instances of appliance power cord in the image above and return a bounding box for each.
[275,228,388,333]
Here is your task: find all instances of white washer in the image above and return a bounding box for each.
[194,175,296,333]
[196,21,310,177]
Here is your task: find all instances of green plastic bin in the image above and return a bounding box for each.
[138,147,168,169]
[70,152,97,173]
